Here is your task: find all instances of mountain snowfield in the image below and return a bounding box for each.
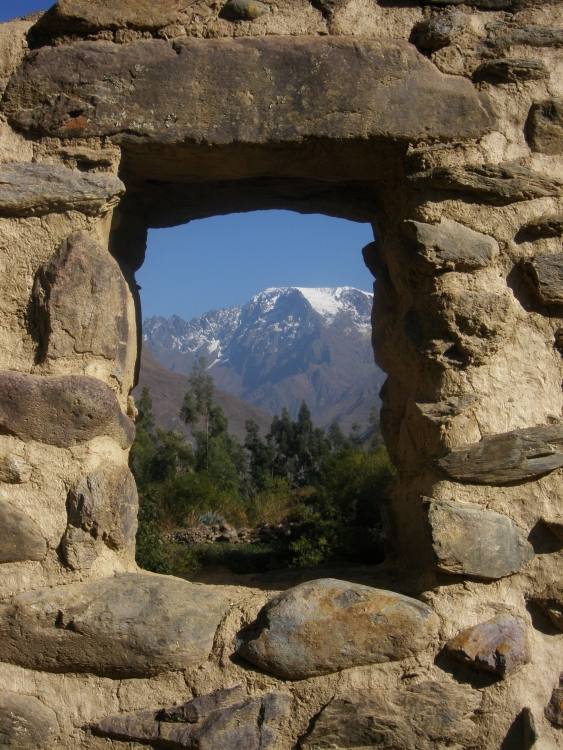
[143,287,385,432]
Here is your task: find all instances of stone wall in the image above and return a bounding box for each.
[1,1,563,747]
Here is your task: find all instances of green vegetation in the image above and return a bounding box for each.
[131,359,394,576]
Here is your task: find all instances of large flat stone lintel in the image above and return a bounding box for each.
[3,36,490,146]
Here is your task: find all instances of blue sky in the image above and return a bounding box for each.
[1,0,375,322]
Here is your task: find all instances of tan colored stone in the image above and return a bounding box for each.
[0,690,59,749]
[0,453,32,483]
[0,499,46,564]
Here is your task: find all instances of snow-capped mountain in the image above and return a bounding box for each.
[143,287,385,431]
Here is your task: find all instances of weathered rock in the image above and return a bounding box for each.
[484,24,563,53]
[0,371,135,449]
[523,252,563,305]
[410,163,563,205]
[31,0,188,36]
[0,690,59,749]
[411,11,466,51]
[404,218,499,276]
[310,0,348,17]
[62,464,138,570]
[220,0,269,20]
[299,682,481,750]
[0,500,46,564]
[426,0,546,7]
[2,37,490,144]
[473,59,549,83]
[235,579,439,680]
[0,453,32,483]
[527,98,563,155]
[524,213,563,238]
[437,424,563,484]
[545,673,563,728]
[522,708,538,747]
[33,232,132,371]
[0,163,124,217]
[94,686,290,748]
[532,583,563,630]
[445,614,531,676]
[0,573,230,677]
[427,499,534,579]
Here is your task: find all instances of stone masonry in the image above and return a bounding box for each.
[1,0,563,747]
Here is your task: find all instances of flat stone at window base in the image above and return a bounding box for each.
[235,578,439,680]
[0,573,230,677]
[445,614,531,677]
[426,499,534,580]
[437,424,563,485]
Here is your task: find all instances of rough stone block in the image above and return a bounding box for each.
[445,614,531,676]
[404,218,499,276]
[484,24,563,52]
[0,371,135,448]
[542,518,563,541]
[0,690,59,749]
[235,578,439,680]
[0,162,124,217]
[473,59,549,83]
[437,424,563,484]
[532,583,563,631]
[410,163,563,205]
[427,499,534,579]
[0,453,32,483]
[299,682,481,750]
[527,98,563,155]
[62,464,138,570]
[411,11,466,51]
[31,0,188,35]
[220,0,269,20]
[524,252,563,304]
[0,499,46,564]
[524,213,563,238]
[0,573,230,677]
[94,687,290,748]
[2,37,490,144]
[545,673,563,728]
[33,231,132,373]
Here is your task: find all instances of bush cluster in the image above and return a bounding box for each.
[131,357,394,575]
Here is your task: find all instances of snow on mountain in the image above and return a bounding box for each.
[143,286,384,431]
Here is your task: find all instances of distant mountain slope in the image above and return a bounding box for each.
[143,287,385,433]
[133,346,272,442]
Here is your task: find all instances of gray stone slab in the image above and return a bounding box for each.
[0,371,135,448]
[473,58,549,83]
[0,163,124,217]
[3,37,490,145]
[524,213,563,237]
[437,424,563,484]
[524,252,563,304]
[0,573,230,677]
[427,499,534,580]
[94,687,290,749]
[0,691,59,749]
[483,24,563,53]
[33,231,132,371]
[300,681,481,750]
[527,98,563,155]
[235,578,439,680]
[404,218,498,276]
[410,163,563,205]
[0,499,46,564]
[445,614,531,676]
